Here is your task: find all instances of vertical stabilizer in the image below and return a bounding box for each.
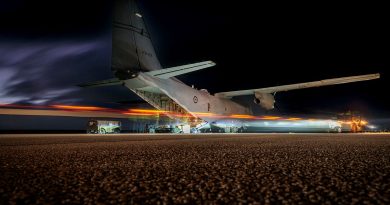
[112,0,162,80]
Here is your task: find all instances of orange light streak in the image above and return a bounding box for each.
[258,116,281,120]
[192,112,218,117]
[129,109,168,114]
[52,105,106,111]
[2,104,370,126]
[122,112,155,116]
[229,114,255,119]
[286,117,302,121]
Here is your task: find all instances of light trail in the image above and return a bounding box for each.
[128,109,168,114]
[52,105,107,111]
[286,117,303,121]
[257,116,281,120]
[0,104,369,128]
[0,108,131,118]
[229,114,256,119]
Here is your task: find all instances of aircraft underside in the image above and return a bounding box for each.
[131,89,203,126]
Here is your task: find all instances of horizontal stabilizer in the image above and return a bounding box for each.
[146,61,215,79]
[215,73,380,98]
[78,78,122,88]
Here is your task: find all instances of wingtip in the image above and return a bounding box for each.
[208,60,216,66]
[368,73,381,79]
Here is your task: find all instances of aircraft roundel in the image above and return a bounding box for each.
[193,96,198,103]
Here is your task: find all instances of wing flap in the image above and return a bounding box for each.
[215,73,380,98]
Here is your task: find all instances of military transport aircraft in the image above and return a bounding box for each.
[80,0,380,128]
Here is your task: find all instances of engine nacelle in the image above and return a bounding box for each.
[254,92,275,110]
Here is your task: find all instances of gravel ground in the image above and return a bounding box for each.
[0,133,389,204]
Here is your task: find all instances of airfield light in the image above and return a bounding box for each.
[367,125,376,129]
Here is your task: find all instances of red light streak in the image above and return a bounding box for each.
[129,109,168,114]
[258,116,281,120]
[229,114,255,119]
[52,105,106,111]
[0,104,370,126]
[286,117,302,121]
[122,112,156,116]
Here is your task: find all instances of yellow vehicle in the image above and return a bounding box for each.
[87,120,121,134]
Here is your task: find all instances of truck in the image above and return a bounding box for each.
[154,126,182,133]
[153,124,192,133]
[87,120,121,134]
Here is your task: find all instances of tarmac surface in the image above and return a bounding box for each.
[0,133,389,204]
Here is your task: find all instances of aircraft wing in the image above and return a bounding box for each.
[146,61,215,79]
[215,73,380,98]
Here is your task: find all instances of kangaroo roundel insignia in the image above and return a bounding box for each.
[193,96,198,103]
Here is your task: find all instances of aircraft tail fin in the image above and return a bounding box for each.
[112,0,162,80]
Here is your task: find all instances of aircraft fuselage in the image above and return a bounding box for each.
[124,72,251,123]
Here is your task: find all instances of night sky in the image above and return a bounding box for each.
[0,0,389,128]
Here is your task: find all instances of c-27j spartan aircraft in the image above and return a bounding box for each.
[81,0,380,131]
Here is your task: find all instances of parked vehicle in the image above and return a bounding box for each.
[87,120,121,134]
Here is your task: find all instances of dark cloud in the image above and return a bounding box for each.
[0,37,136,106]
